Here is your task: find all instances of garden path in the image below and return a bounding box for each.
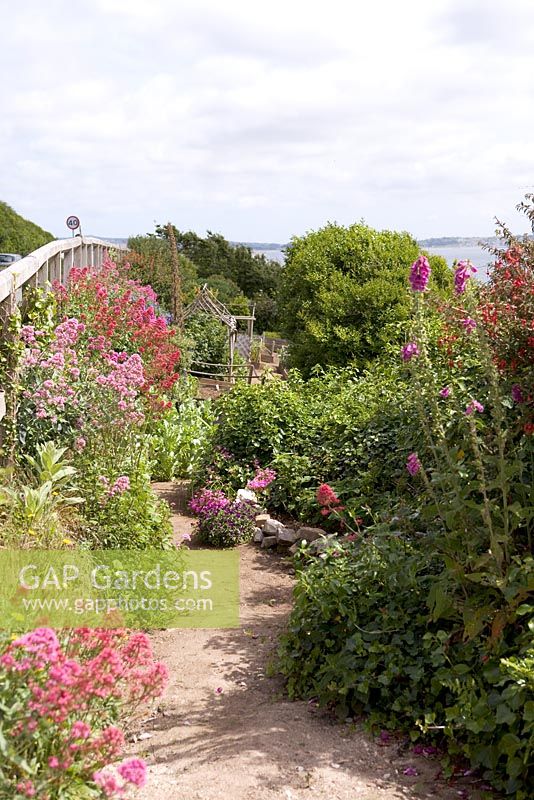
[132,484,481,800]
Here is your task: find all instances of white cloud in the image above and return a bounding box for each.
[1,0,533,239]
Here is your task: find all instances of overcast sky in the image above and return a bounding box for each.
[2,0,533,241]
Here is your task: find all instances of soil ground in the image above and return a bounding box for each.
[132,484,487,800]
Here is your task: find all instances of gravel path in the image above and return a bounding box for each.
[132,485,485,800]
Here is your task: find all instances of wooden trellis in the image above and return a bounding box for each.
[183,285,255,382]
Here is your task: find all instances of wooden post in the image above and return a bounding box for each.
[167,223,183,330]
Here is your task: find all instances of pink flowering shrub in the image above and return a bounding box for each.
[10,260,177,548]
[0,627,167,798]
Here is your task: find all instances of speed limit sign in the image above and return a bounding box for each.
[66,215,80,231]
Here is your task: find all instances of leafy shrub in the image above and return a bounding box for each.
[5,258,181,549]
[185,312,228,374]
[279,534,533,797]
[279,242,534,798]
[278,222,452,374]
[0,627,167,798]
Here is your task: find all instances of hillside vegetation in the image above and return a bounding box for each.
[0,201,54,255]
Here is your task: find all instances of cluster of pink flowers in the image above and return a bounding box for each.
[401,341,420,361]
[316,483,345,516]
[465,400,484,415]
[0,627,168,797]
[409,255,431,292]
[246,467,277,491]
[454,260,477,295]
[94,757,147,796]
[461,316,477,333]
[98,475,131,501]
[189,488,230,517]
[406,452,421,476]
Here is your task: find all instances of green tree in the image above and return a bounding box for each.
[0,202,54,255]
[127,235,198,310]
[204,274,251,318]
[278,222,451,374]
[154,225,282,301]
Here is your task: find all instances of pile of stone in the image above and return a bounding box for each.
[252,514,333,555]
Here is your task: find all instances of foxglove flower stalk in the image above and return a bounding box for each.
[401,341,420,361]
[406,452,421,476]
[409,255,431,292]
[461,317,477,333]
[454,260,477,295]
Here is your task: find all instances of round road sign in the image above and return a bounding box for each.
[66,215,80,231]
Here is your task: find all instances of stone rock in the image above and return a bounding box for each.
[277,527,299,545]
[263,518,285,535]
[288,542,301,556]
[253,528,264,543]
[296,526,325,542]
[261,535,277,548]
[236,488,258,504]
[255,513,270,526]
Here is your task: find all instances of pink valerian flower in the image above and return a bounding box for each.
[401,341,420,361]
[189,488,231,518]
[406,452,421,476]
[439,387,450,398]
[316,483,345,516]
[109,476,130,496]
[93,769,122,797]
[70,720,92,739]
[3,628,61,669]
[454,260,477,294]
[246,467,277,491]
[117,757,147,788]
[74,436,87,451]
[15,780,36,797]
[461,317,477,333]
[465,400,484,415]
[317,483,340,507]
[409,255,431,292]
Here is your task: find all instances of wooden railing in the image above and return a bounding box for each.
[0,236,127,422]
[0,237,126,311]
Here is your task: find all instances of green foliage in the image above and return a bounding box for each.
[149,398,215,480]
[278,222,451,374]
[0,201,54,256]
[204,273,251,318]
[127,234,199,310]
[185,312,228,372]
[155,226,281,331]
[279,533,533,797]
[0,443,83,548]
[76,448,173,549]
[199,364,416,518]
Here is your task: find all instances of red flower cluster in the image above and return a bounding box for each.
[55,256,182,406]
[316,483,345,516]
[478,245,534,427]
